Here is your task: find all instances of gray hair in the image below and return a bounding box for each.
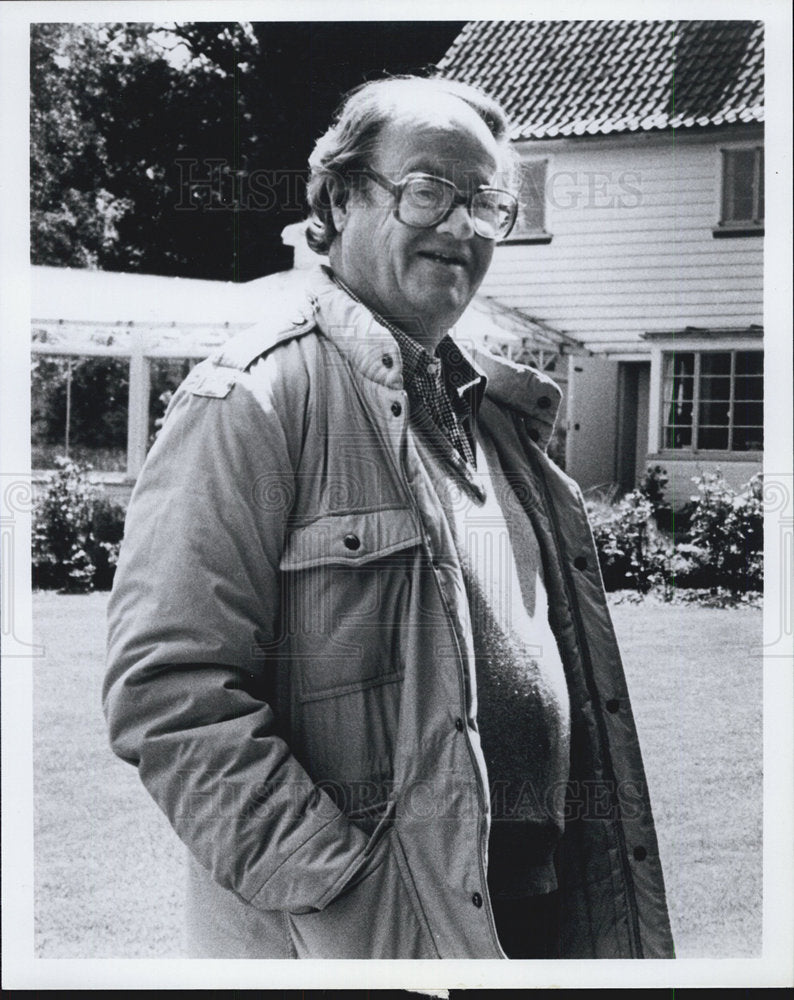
[305,75,518,256]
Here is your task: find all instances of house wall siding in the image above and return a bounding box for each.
[651,458,761,511]
[483,127,764,351]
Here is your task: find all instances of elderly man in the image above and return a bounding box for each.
[104,75,674,960]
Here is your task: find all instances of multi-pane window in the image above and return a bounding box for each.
[506,159,548,239]
[719,147,764,229]
[663,350,763,452]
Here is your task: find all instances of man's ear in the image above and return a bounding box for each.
[328,175,350,233]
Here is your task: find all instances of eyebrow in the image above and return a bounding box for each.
[395,159,496,188]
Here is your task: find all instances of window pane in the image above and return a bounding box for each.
[663,388,694,406]
[733,427,764,451]
[700,352,731,375]
[664,352,694,378]
[698,426,729,450]
[736,351,763,375]
[663,379,693,400]
[665,425,692,449]
[734,376,763,401]
[515,160,547,234]
[723,149,756,222]
[664,352,695,430]
[699,376,732,401]
[757,150,764,220]
[148,358,200,448]
[31,355,128,471]
[698,401,730,426]
[666,400,693,425]
[733,401,763,426]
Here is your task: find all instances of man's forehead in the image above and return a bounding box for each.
[373,109,501,183]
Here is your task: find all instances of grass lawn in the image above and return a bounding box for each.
[609,597,762,958]
[33,592,183,958]
[32,591,762,958]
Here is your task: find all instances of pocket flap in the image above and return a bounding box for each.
[280,508,421,570]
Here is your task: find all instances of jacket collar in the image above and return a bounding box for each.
[470,346,562,451]
[304,266,561,451]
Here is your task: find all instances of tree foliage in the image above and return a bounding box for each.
[31,22,264,278]
[30,21,464,280]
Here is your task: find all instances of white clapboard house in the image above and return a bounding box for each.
[438,19,764,506]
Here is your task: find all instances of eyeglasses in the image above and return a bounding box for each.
[361,168,519,241]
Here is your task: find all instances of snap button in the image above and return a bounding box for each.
[391,401,402,417]
[574,555,588,570]
[528,427,540,442]
[382,354,393,369]
[343,534,361,551]
[471,892,483,908]
[537,395,551,409]
[605,699,620,713]
[455,717,465,732]
[633,846,647,862]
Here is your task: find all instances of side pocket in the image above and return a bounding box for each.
[285,823,439,959]
[390,829,441,958]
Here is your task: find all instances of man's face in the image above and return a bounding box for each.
[329,102,503,347]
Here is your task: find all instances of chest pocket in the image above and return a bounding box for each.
[279,507,422,702]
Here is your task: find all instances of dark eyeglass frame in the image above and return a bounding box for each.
[360,168,519,241]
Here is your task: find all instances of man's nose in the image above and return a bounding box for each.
[435,202,476,240]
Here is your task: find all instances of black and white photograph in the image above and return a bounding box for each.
[1,0,792,991]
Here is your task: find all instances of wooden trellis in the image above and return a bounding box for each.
[32,319,247,478]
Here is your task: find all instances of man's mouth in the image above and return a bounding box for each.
[418,250,468,268]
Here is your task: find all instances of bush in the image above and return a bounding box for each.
[588,468,763,599]
[587,489,673,593]
[639,464,676,534]
[672,471,763,594]
[33,457,126,591]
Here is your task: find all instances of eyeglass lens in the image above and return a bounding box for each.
[399,177,514,238]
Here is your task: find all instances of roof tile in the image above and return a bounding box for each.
[437,20,763,137]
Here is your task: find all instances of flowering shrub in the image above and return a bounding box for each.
[673,471,763,593]
[33,457,125,591]
[639,464,676,534]
[587,469,762,597]
[587,490,673,593]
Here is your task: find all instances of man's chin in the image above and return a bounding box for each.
[408,291,472,332]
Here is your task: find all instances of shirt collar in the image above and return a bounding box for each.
[436,334,487,419]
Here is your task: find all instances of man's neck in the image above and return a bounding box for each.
[326,265,447,353]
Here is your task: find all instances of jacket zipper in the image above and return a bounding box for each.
[518,417,644,958]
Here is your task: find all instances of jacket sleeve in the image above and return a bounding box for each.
[103,348,371,913]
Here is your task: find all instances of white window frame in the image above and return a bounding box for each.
[652,344,763,458]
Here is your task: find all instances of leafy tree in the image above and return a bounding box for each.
[31,22,261,278]
[30,21,464,280]
[31,24,123,267]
